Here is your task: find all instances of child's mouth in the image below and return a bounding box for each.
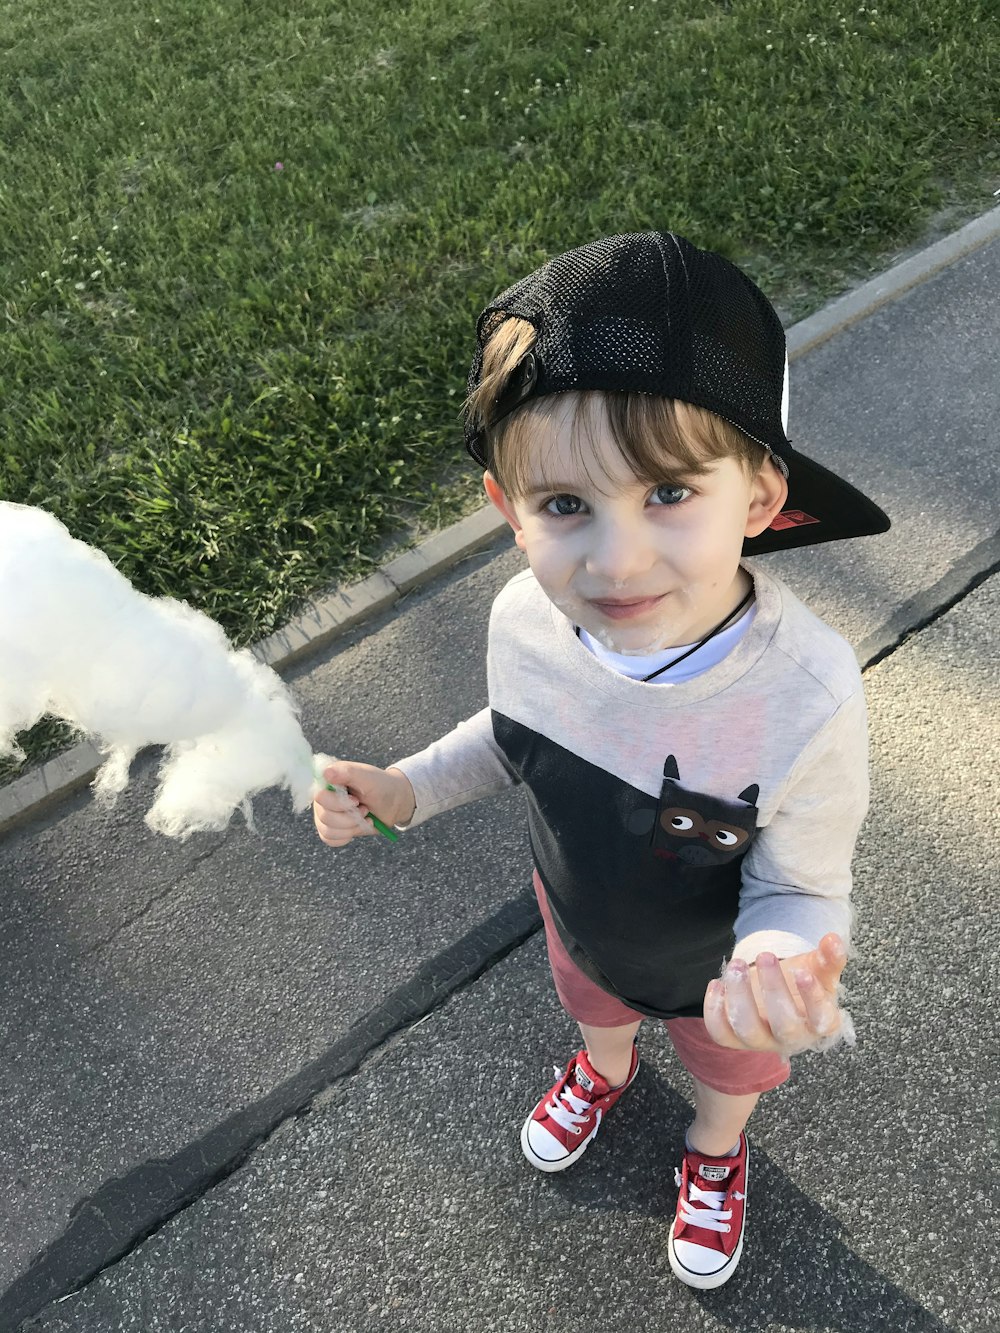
[589,595,665,620]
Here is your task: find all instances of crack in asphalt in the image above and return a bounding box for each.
[76,840,226,962]
[0,894,542,1333]
[857,530,1000,672]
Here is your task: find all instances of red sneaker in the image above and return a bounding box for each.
[668,1133,749,1289]
[520,1045,639,1172]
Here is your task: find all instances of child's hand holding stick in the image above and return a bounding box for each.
[312,758,415,847]
[704,934,853,1055]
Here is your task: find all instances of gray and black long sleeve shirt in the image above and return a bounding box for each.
[392,564,869,1020]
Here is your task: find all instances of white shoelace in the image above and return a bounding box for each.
[674,1169,733,1233]
[544,1065,596,1134]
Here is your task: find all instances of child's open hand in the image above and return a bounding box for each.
[703,934,851,1056]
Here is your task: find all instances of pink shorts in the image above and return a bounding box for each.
[533,870,790,1097]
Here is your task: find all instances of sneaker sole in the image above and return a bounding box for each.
[667,1138,750,1290]
[519,1055,640,1173]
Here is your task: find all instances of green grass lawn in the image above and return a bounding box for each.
[1,0,997,778]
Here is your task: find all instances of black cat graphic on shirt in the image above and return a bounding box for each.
[627,755,759,867]
[491,713,762,1016]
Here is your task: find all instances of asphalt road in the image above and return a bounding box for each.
[2,232,999,1332]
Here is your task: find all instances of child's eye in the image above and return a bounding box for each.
[542,494,585,517]
[650,483,693,506]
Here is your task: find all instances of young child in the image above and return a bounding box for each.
[313,232,890,1289]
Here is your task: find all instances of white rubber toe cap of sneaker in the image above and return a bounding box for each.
[524,1121,570,1163]
[670,1238,730,1276]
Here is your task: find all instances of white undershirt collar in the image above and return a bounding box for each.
[577,602,757,685]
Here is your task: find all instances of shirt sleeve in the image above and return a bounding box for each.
[389,706,521,830]
[733,686,869,957]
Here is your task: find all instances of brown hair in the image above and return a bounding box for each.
[464,317,768,500]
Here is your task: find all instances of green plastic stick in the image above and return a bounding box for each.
[326,784,398,843]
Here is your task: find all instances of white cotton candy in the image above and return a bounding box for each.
[0,502,326,839]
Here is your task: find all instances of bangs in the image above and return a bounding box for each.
[488,392,767,500]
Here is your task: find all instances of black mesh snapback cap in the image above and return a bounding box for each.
[464,232,890,555]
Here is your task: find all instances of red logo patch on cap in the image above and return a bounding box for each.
[769,509,820,531]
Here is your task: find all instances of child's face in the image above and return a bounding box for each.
[484,397,787,655]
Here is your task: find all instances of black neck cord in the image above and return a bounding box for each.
[575,586,755,683]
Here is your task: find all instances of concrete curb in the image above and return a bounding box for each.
[785,203,1000,357]
[251,503,509,671]
[3,205,1000,838]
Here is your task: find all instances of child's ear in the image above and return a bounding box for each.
[484,472,528,552]
[744,456,789,538]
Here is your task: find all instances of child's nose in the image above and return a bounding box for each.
[585,520,655,582]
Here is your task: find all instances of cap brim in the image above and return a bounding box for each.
[743,450,890,556]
